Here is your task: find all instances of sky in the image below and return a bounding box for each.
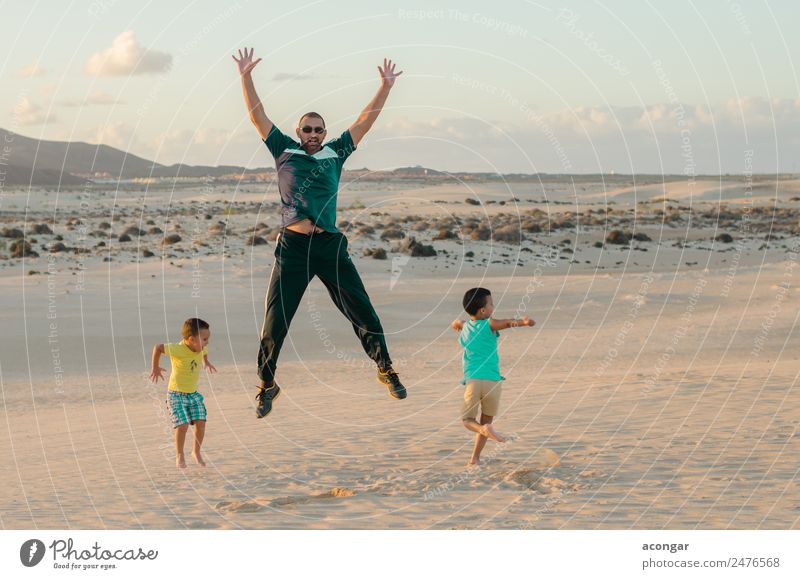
[2,0,799,174]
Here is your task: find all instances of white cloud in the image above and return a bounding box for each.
[361,97,800,173]
[540,98,800,137]
[17,62,45,77]
[30,97,800,174]
[85,31,172,76]
[14,97,56,126]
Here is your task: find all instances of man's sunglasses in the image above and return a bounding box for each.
[301,126,326,134]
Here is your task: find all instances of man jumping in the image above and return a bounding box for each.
[232,47,406,418]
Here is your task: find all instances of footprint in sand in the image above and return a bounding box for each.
[535,477,581,494]
[505,470,580,494]
[216,488,356,512]
[214,499,266,513]
[506,469,548,489]
[493,449,581,494]
[269,496,310,507]
[268,487,357,508]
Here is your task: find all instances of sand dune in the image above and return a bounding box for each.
[1,181,798,529]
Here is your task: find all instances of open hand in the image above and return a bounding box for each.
[233,47,262,76]
[204,361,217,373]
[150,366,166,382]
[378,58,403,87]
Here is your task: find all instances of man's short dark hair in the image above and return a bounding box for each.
[182,317,210,339]
[298,111,325,128]
[462,288,491,316]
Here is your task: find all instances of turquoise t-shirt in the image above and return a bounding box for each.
[263,125,356,232]
[459,318,505,384]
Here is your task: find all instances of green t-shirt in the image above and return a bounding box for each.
[263,125,356,232]
[458,318,505,384]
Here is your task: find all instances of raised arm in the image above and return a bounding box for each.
[233,47,273,140]
[489,316,536,332]
[349,58,403,146]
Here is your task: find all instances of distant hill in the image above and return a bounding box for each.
[0,128,272,186]
[0,162,87,186]
[4,127,763,188]
[0,128,159,184]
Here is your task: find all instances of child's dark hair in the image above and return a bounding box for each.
[462,288,491,316]
[182,317,210,339]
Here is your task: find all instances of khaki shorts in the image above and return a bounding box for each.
[461,379,503,421]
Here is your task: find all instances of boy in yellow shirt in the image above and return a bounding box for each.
[150,318,216,468]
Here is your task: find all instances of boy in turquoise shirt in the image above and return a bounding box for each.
[452,288,535,465]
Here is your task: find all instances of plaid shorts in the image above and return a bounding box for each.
[167,390,207,428]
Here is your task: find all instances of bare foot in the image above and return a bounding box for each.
[480,424,506,443]
[467,458,481,467]
[192,451,206,467]
[176,455,187,469]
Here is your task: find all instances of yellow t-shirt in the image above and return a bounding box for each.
[164,341,207,393]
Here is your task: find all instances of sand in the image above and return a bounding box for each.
[1,178,798,529]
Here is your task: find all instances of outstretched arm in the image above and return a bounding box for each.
[489,316,536,332]
[233,47,273,140]
[349,58,403,146]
